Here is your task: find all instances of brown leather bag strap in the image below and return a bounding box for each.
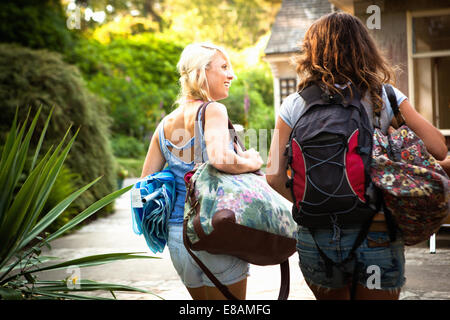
[194,102,213,164]
[278,260,290,300]
[182,219,238,300]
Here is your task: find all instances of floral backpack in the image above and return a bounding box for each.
[370,85,450,245]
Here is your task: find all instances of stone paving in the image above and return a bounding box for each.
[38,178,450,300]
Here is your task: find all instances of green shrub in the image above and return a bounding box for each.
[116,157,145,179]
[235,63,274,108]
[220,63,274,157]
[0,43,117,219]
[65,34,184,140]
[223,64,274,128]
[0,0,76,54]
[111,134,146,158]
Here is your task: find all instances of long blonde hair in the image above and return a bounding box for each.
[175,42,233,105]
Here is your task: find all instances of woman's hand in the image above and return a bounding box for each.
[236,147,263,172]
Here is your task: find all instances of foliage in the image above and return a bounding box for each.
[222,61,275,149]
[0,43,117,219]
[116,157,146,178]
[0,107,159,300]
[111,134,146,158]
[73,0,166,31]
[72,0,282,50]
[40,164,81,234]
[91,15,160,43]
[160,0,280,50]
[65,33,183,139]
[234,62,274,110]
[0,0,77,54]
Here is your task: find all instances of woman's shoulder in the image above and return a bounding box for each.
[282,91,304,106]
[203,101,229,122]
[205,101,227,113]
[279,92,306,128]
[382,84,408,105]
[159,108,179,130]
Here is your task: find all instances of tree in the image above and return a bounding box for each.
[74,0,166,31]
[0,0,76,53]
[0,43,117,221]
[70,0,281,50]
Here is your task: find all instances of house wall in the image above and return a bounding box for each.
[352,0,450,130]
[353,1,409,95]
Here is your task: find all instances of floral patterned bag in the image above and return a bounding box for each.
[182,102,297,300]
[370,125,450,245]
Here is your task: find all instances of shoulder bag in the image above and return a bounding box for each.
[183,102,297,300]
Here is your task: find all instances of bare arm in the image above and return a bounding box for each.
[140,127,166,178]
[398,99,447,160]
[204,102,262,174]
[265,116,293,203]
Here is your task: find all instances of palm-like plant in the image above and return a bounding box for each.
[0,107,159,300]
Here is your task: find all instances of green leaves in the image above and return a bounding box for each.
[0,286,23,300]
[26,252,159,274]
[31,278,162,300]
[70,35,182,138]
[0,107,159,300]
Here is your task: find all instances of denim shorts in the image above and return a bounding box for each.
[167,224,250,288]
[296,225,406,291]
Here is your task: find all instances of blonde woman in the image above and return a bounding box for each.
[140,43,263,300]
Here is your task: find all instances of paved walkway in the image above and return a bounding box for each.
[39,178,450,300]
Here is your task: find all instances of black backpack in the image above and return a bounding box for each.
[285,83,398,299]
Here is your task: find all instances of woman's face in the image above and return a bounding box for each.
[205,51,234,101]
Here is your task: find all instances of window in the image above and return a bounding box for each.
[279,78,297,104]
[413,14,450,54]
[408,9,450,130]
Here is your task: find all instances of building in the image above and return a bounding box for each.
[264,0,450,142]
[264,0,334,120]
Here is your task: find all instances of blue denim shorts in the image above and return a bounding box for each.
[167,224,250,288]
[296,225,406,291]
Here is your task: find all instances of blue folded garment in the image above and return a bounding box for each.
[130,168,176,253]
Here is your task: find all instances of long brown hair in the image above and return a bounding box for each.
[294,12,396,114]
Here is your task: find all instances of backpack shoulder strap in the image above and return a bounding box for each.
[384,84,398,114]
[384,84,405,127]
[298,84,326,108]
[299,83,363,108]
